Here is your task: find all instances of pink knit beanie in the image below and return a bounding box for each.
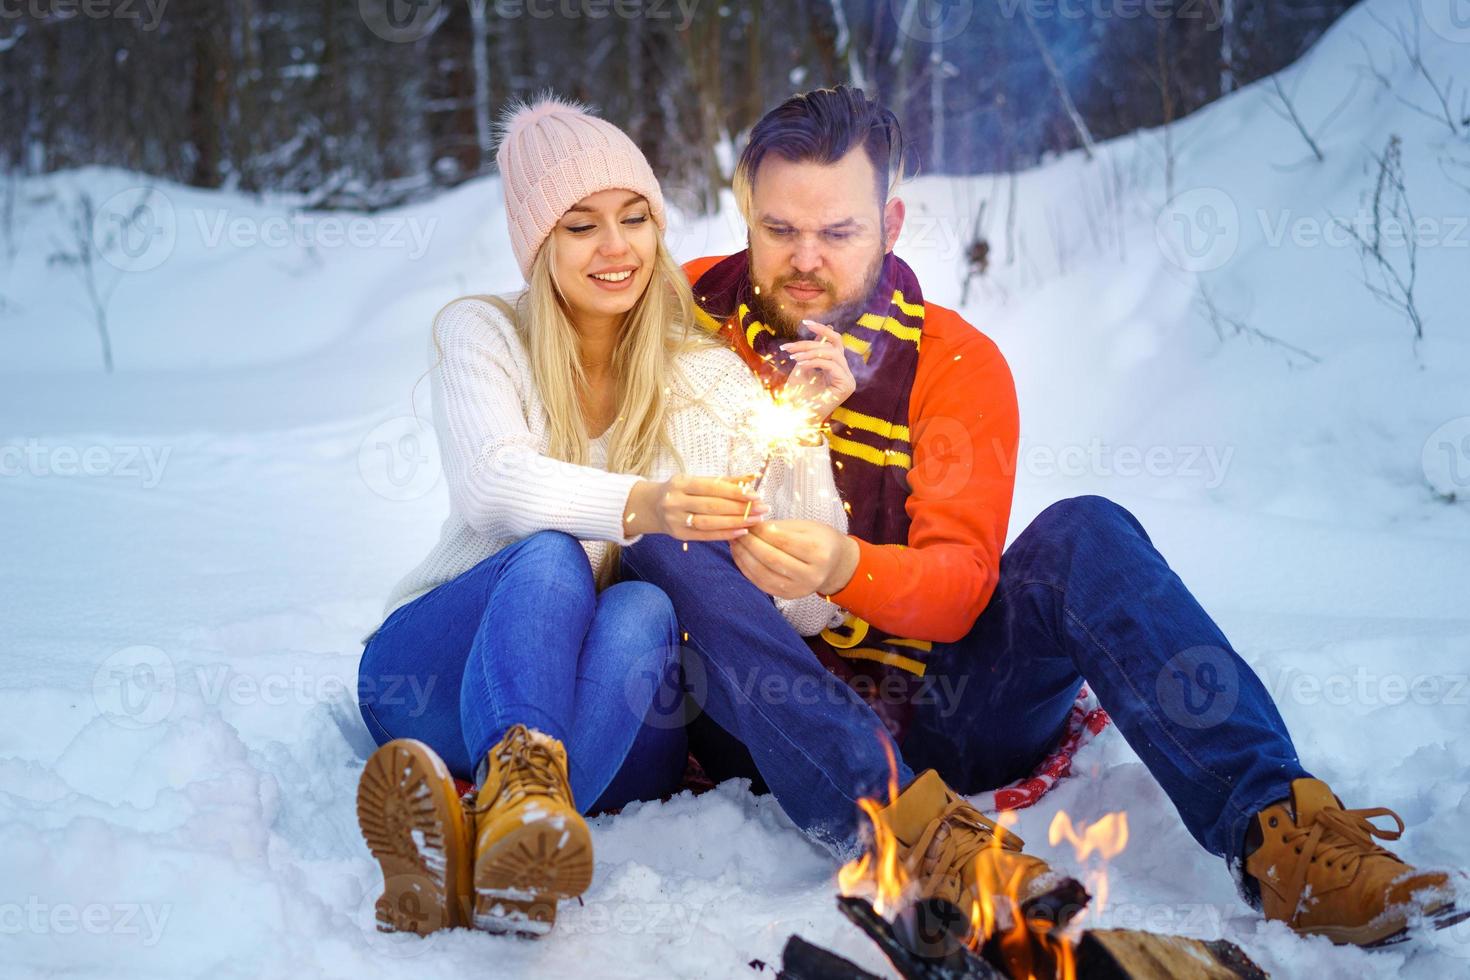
[496,96,667,281]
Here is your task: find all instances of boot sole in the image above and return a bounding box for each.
[357,739,470,934]
[473,814,593,938]
[1299,897,1468,948]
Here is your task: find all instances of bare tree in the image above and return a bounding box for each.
[1021,5,1096,160]
[47,190,132,372]
[1357,8,1463,137]
[1441,151,1470,197]
[1334,135,1424,343]
[1,172,18,265]
[0,0,1364,211]
[1195,282,1320,365]
[827,0,868,90]
[1127,16,1182,201]
[1265,76,1324,162]
[1218,0,1235,95]
[1263,67,1362,167]
[469,0,494,170]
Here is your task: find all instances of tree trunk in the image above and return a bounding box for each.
[189,7,226,188]
[1021,4,1096,160]
[1219,0,1235,95]
[470,0,493,172]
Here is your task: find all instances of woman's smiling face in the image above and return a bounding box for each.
[550,189,658,327]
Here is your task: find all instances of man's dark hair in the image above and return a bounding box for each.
[733,85,907,218]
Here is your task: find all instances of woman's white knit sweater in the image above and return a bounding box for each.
[371,297,849,641]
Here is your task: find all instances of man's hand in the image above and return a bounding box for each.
[781,321,855,423]
[731,519,860,599]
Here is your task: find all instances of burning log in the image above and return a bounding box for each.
[778,896,1270,980]
[777,935,885,980]
[837,895,1007,980]
[801,752,1266,978]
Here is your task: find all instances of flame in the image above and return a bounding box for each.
[836,738,910,916]
[1048,810,1129,921]
[963,808,1129,980]
[836,747,1128,980]
[1048,810,1130,863]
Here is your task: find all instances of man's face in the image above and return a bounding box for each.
[747,146,905,338]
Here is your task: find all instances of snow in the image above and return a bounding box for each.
[3,1,1469,976]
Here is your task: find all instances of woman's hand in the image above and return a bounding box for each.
[782,321,855,423]
[624,475,768,541]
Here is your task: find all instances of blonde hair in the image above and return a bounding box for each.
[425,229,715,587]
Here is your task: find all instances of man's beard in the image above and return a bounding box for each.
[749,248,885,340]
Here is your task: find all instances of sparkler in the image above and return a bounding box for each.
[738,387,825,520]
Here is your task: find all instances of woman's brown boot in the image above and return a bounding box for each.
[469,724,593,937]
[357,739,475,935]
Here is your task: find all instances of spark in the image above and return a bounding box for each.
[734,388,824,519]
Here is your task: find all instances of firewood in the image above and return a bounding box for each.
[836,896,1007,980]
[780,896,1271,980]
[1072,929,1268,980]
[777,934,884,980]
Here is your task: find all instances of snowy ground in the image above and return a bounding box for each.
[4,1,1470,976]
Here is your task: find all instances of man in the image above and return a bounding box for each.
[621,85,1463,948]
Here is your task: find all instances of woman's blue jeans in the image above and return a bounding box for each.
[356,531,688,814]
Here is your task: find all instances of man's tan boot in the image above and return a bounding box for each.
[469,724,593,937]
[874,770,1065,928]
[1245,777,1464,946]
[357,739,474,935]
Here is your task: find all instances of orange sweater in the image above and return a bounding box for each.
[684,255,1020,643]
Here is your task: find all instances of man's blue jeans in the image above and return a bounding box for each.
[357,531,688,814]
[622,495,1310,873]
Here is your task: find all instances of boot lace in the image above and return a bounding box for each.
[1280,804,1404,918]
[910,798,1024,888]
[467,725,570,815]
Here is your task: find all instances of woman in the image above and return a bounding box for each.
[354,97,855,941]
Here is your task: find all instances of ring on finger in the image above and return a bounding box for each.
[685,512,695,528]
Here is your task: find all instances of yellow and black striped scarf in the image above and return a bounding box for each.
[692,250,935,678]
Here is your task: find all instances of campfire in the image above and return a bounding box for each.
[778,773,1267,980]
